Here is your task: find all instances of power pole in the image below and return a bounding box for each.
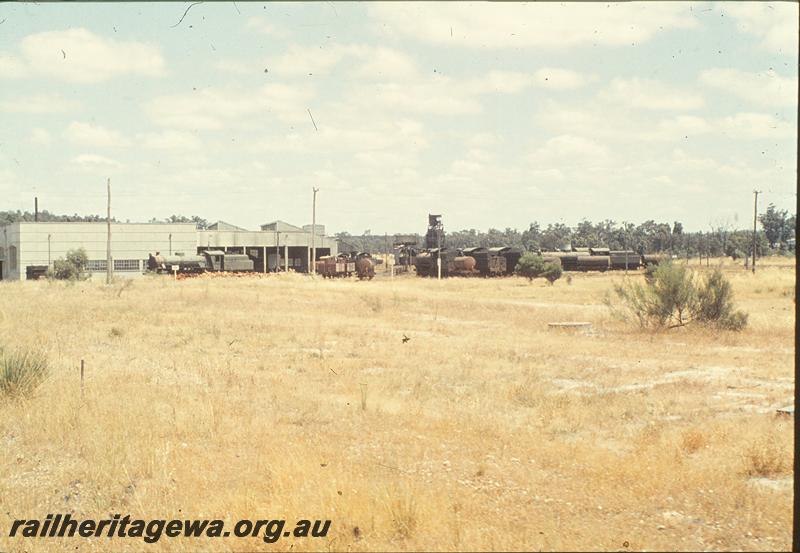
[311,187,319,274]
[106,177,112,284]
[752,190,760,274]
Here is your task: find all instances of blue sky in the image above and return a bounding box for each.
[0,2,796,234]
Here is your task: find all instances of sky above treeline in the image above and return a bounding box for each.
[0,2,796,234]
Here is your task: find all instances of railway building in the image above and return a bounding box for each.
[0,219,337,281]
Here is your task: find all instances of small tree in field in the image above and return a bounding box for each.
[542,261,563,285]
[47,248,89,281]
[515,253,546,281]
[608,261,747,331]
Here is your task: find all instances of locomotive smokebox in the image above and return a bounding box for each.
[355,257,375,280]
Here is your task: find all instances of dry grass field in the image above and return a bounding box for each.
[0,256,794,552]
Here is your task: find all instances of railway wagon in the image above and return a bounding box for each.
[608,250,641,270]
[462,247,505,276]
[489,246,523,276]
[201,250,254,272]
[576,255,611,271]
[316,254,356,278]
[316,252,375,279]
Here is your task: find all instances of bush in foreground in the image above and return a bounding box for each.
[0,347,49,399]
[515,253,562,284]
[608,261,747,331]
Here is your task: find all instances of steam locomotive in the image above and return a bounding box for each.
[147,250,254,274]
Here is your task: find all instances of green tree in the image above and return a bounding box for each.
[515,253,547,281]
[47,248,89,281]
[540,223,572,251]
[542,261,563,285]
[758,203,789,248]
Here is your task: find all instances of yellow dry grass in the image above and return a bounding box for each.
[0,256,794,552]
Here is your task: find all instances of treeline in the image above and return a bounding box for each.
[0,209,112,224]
[0,210,209,229]
[337,206,796,258]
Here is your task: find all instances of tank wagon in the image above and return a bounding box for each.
[147,250,254,274]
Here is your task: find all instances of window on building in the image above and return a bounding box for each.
[114,259,141,271]
[86,259,107,271]
[9,246,16,270]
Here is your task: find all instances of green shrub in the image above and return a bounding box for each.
[542,261,563,285]
[47,248,89,281]
[0,347,49,399]
[609,261,747,331]
[695,269,748,330]
[515,253,547,282]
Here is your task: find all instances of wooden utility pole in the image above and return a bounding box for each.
[311,187,319,274]
[106,178,112,284]
[752,190,760,274]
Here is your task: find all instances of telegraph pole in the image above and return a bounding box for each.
[311,187,319,274]
[106,177,112,284]
[752,190,760,274]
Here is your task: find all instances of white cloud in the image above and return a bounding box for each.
[721,2,798,56]
[450,159,484,176]
[252,117,428,158]
[139,130,202,150]
[267,44,362,77]
[245,17,290,38]
[600,78,704,110]
[700,68,797,108]
[717,112,794,140]
[70,154,123,169]
[466,132,502,149]
[214,59,257,76]
[368,3,697,48]
[0,54,27,79]
[146,83,315,129]
[65,122,131,148]
[351,75,484,115]
[350,47,420,81]
[0,93,79,113]
[532,68,590,90]
[529,135,611,166]
[650,115,713,140]
[465,70,533,94]
[11,28,165,83]
[29,128,52,146]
